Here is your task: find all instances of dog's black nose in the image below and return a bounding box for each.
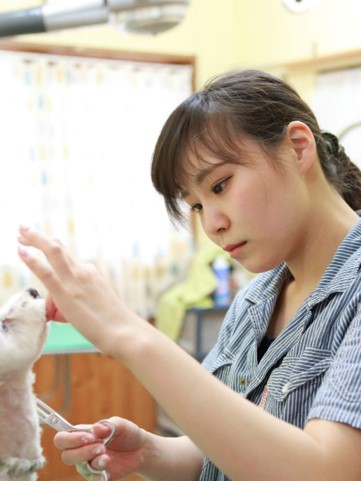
[27,288,40,299]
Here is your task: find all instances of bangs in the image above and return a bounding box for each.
[151,94,247,224]
[184,112,250,176]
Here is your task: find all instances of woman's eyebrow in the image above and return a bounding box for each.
[195,165,217,184]
[180,164,220,198]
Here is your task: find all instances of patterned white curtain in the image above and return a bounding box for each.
[311,66,361,169]
[0,51,193,317]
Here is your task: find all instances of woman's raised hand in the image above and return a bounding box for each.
[17,225,141,356]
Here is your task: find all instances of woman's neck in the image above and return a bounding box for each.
[286,194,359,292]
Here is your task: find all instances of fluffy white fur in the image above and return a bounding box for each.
[0,289,48,481]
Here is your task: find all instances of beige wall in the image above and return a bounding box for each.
[234,0,361,102]
[8,0,361,95]
[236,0,361,67]
[13,0,241,89]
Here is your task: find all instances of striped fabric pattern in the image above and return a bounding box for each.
[200,218,361,481]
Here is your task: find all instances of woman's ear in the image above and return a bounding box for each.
[286,121,316,174]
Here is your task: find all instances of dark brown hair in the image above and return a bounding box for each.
[151,69,361,223]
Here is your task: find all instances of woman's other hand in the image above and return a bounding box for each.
[54,417,146,481]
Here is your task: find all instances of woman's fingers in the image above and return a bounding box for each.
[76,456,111,480]
[18,226,107,298]
[92,421,116,443]
[55,431,111,480]
[54,431,95,451]
[54,431,106,465]
[18,226,76,284]
[53,422,116,453]
[18,243,62,293]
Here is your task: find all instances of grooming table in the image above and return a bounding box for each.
[43,322,98,355]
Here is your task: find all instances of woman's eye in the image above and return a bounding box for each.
[191,203,202,213]
[212,177,230,194]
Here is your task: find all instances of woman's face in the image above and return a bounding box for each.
[182,139,312,273]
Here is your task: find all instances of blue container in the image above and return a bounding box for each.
[212,256,231,307]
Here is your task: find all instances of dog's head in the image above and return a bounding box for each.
[0,289,48,376]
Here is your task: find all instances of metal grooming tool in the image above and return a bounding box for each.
[36,397,116,480]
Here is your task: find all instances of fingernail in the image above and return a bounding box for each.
[98,458,106,468]
[82,434,96,444]
[92,446,105,455]
[19,224,30,232]
[18,246,29,257]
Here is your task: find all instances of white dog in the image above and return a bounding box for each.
[0,288,48,481]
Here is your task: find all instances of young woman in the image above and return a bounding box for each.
[18,69,361,481]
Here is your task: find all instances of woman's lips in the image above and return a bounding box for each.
[223,242,247,256]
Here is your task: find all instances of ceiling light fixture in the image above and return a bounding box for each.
[282,0,323,13]
[0,0,190,38]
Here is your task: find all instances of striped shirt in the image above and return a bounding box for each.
[200,218,361,481]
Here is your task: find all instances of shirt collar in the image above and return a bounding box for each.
[245,217,361,306]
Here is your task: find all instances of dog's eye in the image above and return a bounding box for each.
[1,320,9,333]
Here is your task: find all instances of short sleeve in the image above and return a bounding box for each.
[307,311,361,429]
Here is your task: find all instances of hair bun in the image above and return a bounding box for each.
[321,131,342,156]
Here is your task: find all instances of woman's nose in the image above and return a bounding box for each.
[203,208,229,237]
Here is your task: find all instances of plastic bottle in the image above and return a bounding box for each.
[212,256,231,307]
